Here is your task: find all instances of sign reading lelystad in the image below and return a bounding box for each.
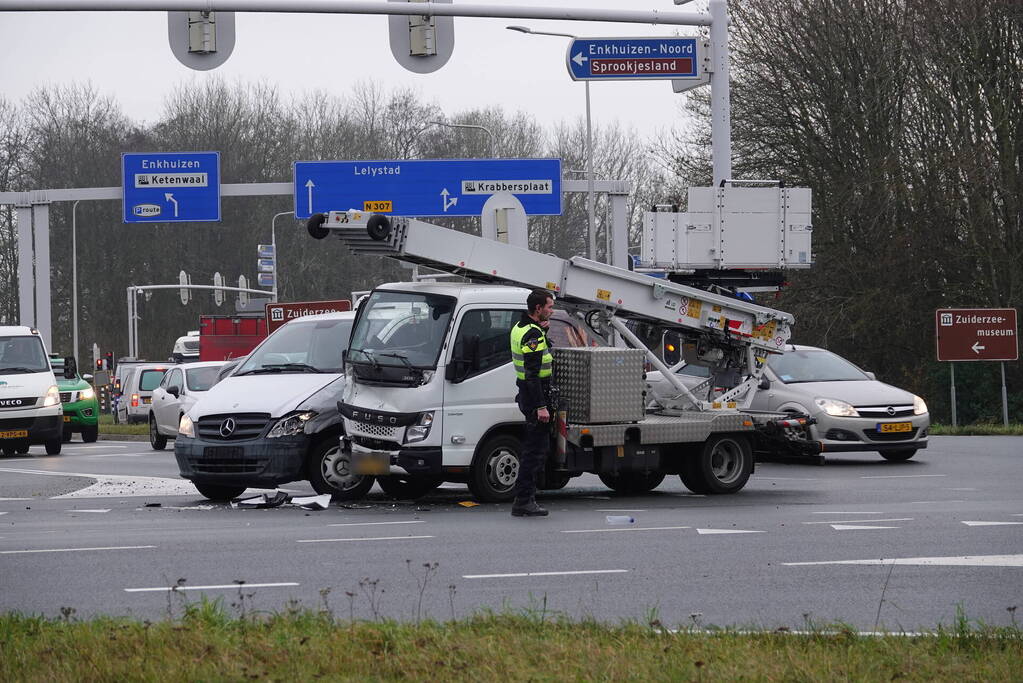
[935,308,1018,362]
[122,152,221,223]
[293,159,562,219]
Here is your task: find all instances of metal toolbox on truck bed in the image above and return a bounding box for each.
[552,347,646,424]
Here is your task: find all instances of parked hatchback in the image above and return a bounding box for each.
[115,363,170,425]
[148,361,226,450]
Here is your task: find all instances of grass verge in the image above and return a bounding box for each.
[2,608,1021,682]
[98,413,147,437]
[929,423,1023,436]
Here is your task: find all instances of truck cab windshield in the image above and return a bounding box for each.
[348,291,455,370]
[235,318,353,376]
[0,336,49,374]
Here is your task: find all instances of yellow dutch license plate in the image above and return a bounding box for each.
[352,451,391,476]
[142,397,152,404]
[63,416,71,422]
[0,430,29,439]
[877,422,912,433]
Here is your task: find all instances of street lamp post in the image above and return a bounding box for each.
[427,120,497,158]
[270,211,293,302]
[71,199,80,366]
[507,25,597,261]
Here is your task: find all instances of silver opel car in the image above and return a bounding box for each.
[648,345,930,461]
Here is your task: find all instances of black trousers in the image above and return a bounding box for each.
[513,406,550,503]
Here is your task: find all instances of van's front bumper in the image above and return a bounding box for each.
[61,399,100,429]
[0,413,63,444]
[174,434,310,487]
[349,440,443,476]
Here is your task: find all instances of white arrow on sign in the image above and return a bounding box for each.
[972,341,986,354]
[572,52,588,67]
[164,193,179,217]
[440,188,458,212]
[305,179,315,215]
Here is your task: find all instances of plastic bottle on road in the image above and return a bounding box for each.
[606,515,635,525]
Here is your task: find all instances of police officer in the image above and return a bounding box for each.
[509,289,555,517]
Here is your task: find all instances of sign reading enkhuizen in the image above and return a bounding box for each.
[122,152,221,223]
[567,37,703,81]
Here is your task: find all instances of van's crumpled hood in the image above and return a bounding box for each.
[189,373,344,418]
[789,380,916,407]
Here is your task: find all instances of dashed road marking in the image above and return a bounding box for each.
[1,545,156,555]
[811,511,884,514]
[327,520,426,527]
[830,524,900,530]
[804,518,912,525]
[561,526,690,534]
[463,569,629,579]
[296,535,434,543]
[860,474,947,479]
[961,521,1023,527]
[696,528,764,535]
[785,554,1023,567]
[126,582,299,593]
[67,509,111,513]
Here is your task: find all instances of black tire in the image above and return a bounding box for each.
[680,434,753,495]
[307,438,375,501]
[194,482,247,502]
[62,429,73,443]
[81,425,99,443]
[15,443,29,455]
[44,439,62,456]
[377,475,443,500]
[1,446,14,457]
[880,448,917,462]
[149,415,167,451]
[468,434,521,503]
[598,470,666,494]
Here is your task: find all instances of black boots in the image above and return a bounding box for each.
[511,498,549,517]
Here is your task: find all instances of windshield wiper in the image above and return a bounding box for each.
[375,351,413,369]
[353,349,381,369]
[0,366,38,374]
[237,363,319,376]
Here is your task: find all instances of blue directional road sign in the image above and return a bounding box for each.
[567,37,701,81]
[293,159,561,219]
[122,152,221,223]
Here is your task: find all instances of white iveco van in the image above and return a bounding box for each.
[0,327,67,456]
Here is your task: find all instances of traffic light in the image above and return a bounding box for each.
[105,352,113,371]
[96,358,103,371]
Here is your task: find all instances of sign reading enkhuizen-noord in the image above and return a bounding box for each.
[122,152,221,223]
[935,308,1018,362]
[567,37,702,81]
[293,159,562,219]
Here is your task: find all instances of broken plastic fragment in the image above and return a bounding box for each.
[458,501,479,508]
[231,491,288,509]
[289,494,331,511]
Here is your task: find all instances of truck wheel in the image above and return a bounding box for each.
[307,438,374,501]
[1,446,13,456]
[468,434,521,503]
[16,443,30,455]
[44,439,62,456]
[81,425,99,443]
[598,471,666,494]
[194,482,246,502]
[149,416,167,451]
[881,448,917,462]
[682,434,752,495]
[377,475,443,500]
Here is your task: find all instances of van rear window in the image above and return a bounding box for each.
[138,369,167,391]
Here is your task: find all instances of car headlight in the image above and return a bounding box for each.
[814,397,859,417]
[405,411,434,444]
[267,411,316,438]
[178,414,195,438]
[42,385,60,407]
[913,395,928,415]
[79,387,95,400]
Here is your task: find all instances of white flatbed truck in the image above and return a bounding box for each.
[307,210,821,501]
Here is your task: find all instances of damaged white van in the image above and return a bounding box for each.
[174,311,361,501]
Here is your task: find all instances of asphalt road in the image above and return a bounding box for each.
[1,436,1020,631]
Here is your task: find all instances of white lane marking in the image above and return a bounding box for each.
[66,444,129,449]
[696,528,764,535]
[296,536,434,543]
[1,545,156,555]
[0,467,198,498]
[561,526,691,534]
[595,509,647,513]
[905,500,967,504]
[0,512,7,516]
[947,488,978,491]
[85,453,154,459]
[860,474,947,479]
[126,582,299,593]
[327,520,426,528]
[811,511,884,514]
[804,518,913,525]
[67,509,111,514]
[962,521,1023,527]
[757,477,819,481]
[785,554,1023,567]
[463,569,629,579]
[830,524,900,530]
[0,497,33,501]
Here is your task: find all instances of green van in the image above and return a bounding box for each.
[49,355,100,442]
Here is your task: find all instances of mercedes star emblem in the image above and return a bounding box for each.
[220,417,236,437]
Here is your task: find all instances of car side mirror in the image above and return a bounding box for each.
[167,386,180,398]
[758,377,771,390]
[865,371,876,380]
[445,336,480,384]
[82,373,93,382]
[63,356,77,380]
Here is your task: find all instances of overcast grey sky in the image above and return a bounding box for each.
[0,1,705,141]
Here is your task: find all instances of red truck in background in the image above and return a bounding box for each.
[198,316,267,361]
